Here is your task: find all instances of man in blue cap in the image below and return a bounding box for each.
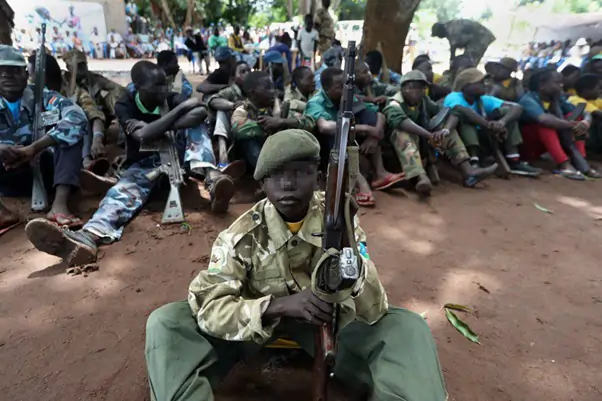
[0,45,88,233]
[197,46,236,97]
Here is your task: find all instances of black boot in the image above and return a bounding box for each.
[415,174,432,197]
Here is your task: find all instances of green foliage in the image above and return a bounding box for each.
[417,0,463,22]
[338,0,366,20]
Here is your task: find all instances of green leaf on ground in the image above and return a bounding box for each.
[445,308,480,344]
[443,303,474,314]
[534,203,553,214]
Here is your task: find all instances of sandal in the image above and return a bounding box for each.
[46,213,84,229]
[585,169,602,179]
[557,169,585,181]
[355,192,376,207]
[0,220,21,237]
[207,175,235,214]
[371,173,406,191]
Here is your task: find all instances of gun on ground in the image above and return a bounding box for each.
[141,130,186,224]
[31,23,48,212]
[313,41,361,401]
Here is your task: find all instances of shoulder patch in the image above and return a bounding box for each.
[225,198,269,245]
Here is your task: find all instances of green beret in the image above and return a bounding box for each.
[254,129,320,180]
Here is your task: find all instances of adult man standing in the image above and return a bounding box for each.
[432,19,496,65]
[314,0,335,55]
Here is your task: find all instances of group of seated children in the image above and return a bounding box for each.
[2,43,601,265]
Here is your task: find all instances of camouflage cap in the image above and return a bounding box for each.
[214,46,234,62]
[0,45,27,67]
[453,68,485,91]
[254,129,320,180]
[62,49,87,67]
[400,70,429,86]
[485,57,519,74]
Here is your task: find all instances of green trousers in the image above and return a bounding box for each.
[458,119,522,156]
[391,129,469,179]
[145,301,447,401]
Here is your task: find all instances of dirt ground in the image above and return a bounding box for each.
[2,73,602,400]
[2,173,602,401]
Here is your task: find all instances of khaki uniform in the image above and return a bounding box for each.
[146,192,448,401]
[383,93,469,179]
[355,81,398,113]
[283,86,309,118]
[314,7,335,54]
[61,73,105,125]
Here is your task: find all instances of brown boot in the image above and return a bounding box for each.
[415,174,432,197]
[458,160,498,188]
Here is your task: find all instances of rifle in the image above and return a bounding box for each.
[312,41,361,401]
[31,23,48,212]
[142,130,186,224]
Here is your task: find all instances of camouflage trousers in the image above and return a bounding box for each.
[82,127,215,242]
[146,301,447,401]
[391,129,469,179]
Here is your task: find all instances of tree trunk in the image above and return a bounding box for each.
[158,0,176,28]
[287,0,293,19]
[362,0,422,73]
[0,0,14,45]
[184,0,194,27]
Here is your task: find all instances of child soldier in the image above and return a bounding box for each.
[62,49,126,168]
[305,67,404,206]
[231,71,315,172]
[568,74,602,154]
[144,128,448,401]
[443,68,539,176]
[484,57,524,102]
[283,66,316,118]
[25,61,234,265]
[354,61,398,113]
[519,68,599,179]
[383,70,498,196]
[0,45,88,233]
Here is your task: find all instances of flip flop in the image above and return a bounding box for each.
[46,213,84,229]
[355,192,376,207]
[371,173,406,191]
[0,220,21,237]
[208,175,235,214]
[556,169,585,181]
[86,158,111,176]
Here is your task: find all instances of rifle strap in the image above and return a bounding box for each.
[311,145,362,304]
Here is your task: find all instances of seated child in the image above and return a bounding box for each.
[284,66,316,118]
[383,70,497,196]
[0,46,87,232]
[26,61,235,265]
[484,57,523,102]
[305,67,405,206]
[444,68,539,176]
[519,68,600,179]
[354,61,397,113]
[568,74,602,154]
[231,71,315,172]
[412,55,450,102]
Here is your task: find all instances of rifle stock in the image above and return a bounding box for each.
[31,23,48,212]
[313,41,359,401]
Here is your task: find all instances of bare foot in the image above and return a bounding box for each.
[0,203,20,229]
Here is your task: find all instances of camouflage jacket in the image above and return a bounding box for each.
[383,92,445,133]
[283,87,311,118]
[231,100,315,141]
[207,83,245,109]
[0,87,87,147]
[355,82,398,113]
[61,73,105,124]
[314,8,335,39]
[77,72,126,119]
[188,191,389,343]
[444,19,495,50]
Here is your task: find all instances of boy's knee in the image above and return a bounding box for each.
[146,301,191,334]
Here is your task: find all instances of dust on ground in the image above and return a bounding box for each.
[2,174,602,401]
[2,71,602,401]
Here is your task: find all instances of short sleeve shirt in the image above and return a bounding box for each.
[519,91,575,123]
[444,92,504,116]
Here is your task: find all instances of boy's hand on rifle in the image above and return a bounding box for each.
[373,96,388,105]
[430,129,450,147]
[572,120,589,137]
[265,289,333,325]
